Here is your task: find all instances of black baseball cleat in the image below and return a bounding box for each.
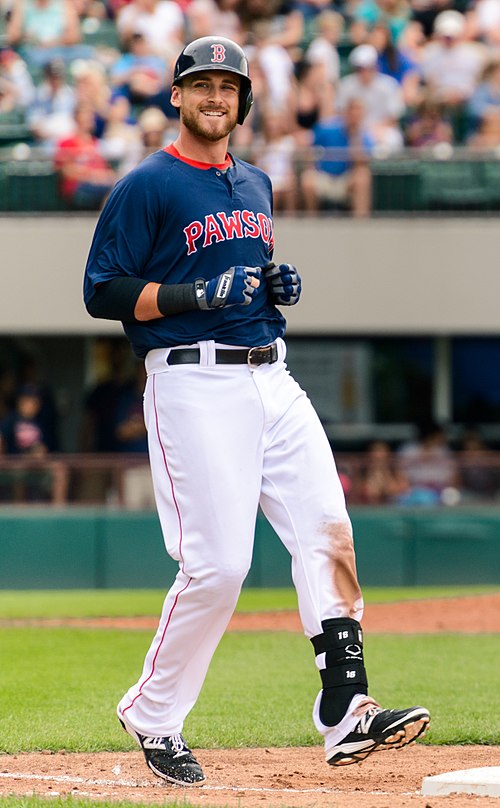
[326,705,430,766]
[117,708,206,786]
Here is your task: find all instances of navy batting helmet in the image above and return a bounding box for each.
[172,36,253,125]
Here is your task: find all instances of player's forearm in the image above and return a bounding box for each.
[86,267,261,323]
[86,278,199,323]
[135,282,162,320]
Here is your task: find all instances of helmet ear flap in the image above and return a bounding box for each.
[238,82,253,125]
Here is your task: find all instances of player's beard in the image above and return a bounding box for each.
[181,106,238,142]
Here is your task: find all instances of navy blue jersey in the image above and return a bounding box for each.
[84,149,287,358]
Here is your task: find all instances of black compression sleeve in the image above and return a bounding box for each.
[86,277,149,322]
[86,278,200,322]
[157,283,198,316]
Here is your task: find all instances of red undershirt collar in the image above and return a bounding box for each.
[164,143,232,170]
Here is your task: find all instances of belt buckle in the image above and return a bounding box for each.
[247,343,278,368]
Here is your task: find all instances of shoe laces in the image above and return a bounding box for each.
[168,733,188,756]
[143,734,188,756]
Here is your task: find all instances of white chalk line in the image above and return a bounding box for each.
[0,771,416,798]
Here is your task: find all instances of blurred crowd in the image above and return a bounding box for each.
[1,351,500,505]
[2,0,500,214]
[0,350,150,502]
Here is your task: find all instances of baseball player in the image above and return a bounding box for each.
[83,36,430,787]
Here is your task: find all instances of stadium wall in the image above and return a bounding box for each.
[0,216,498,335]
[0,508,499,589]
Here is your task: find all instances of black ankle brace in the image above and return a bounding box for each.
[311,617,368,727]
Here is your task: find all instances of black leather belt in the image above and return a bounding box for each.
[167,344,278,367]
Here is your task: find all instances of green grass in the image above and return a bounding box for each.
[0,627,498,753]
[0,585,497,787]
[0,585,497,619]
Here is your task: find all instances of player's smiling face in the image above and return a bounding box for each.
[172,71,240,142]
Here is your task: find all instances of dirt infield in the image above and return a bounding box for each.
[1,593,499,807]
[2,591,499,633]
[1,746,500,807]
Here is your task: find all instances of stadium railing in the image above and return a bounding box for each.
[2,142,500,214]
[0,452,499,507]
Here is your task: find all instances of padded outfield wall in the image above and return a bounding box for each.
[0,508,499,589]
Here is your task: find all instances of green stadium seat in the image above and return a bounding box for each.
[480,161,500,207]
[81,18,121,51]
[0,163,8,211]
[0,109,26,125]
[5,161,66,211]
[371,160,422,212]
[418,160,490,209]
[0,110,31,147]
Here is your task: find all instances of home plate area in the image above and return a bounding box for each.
[1,745,499,807]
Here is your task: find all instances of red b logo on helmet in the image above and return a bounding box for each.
[211,43,226,63]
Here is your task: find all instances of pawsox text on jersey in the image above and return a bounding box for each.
[183,209,274,255]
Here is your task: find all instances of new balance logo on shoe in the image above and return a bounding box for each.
[327,705,430,767]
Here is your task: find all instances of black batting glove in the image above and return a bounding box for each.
[195,266,261,310]
[263,261,302,306]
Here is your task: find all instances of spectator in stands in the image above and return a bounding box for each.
[0,47,35,113]
[300,97,374,216]
[466,0,500,50]
[303,9,343,87]
[336,43,406,150]
[293,59,335,141]
[17,354,59,451]
[118,104,172,173]
[370,21,422,107]
[100,93,142,166]
[6,0,94,68]
[397,10,428,66]
[466,112,500,149]
[357,439,410,504]
[249,19,297,114]
[396,421,458,505]
[0,383,55,501]
[290,0,333,22]
[185,0,243,44]
[404,0,449,40]
[229,53,271,149]
[254,107,298,213]
[54,101,118,209]
[109,31,173,117]
[116,0,185,62]
[114,363,148,452]
[81,339,133,452]
[105,0,132,22]
[0,367,17,424]
[74,0,108,26]
[457,427,499,502]
[27,57,75,149]
[404,93,454,147]
[137,103,172,148]
[349,0,411,46]
[467,56,500,135]
[113,362,155,508]
[0,384,50,456]
[239,1,305,59]
[71,58,111,137]
[420,10,487,108]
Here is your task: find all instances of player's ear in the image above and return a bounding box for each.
[171,85,181,109]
